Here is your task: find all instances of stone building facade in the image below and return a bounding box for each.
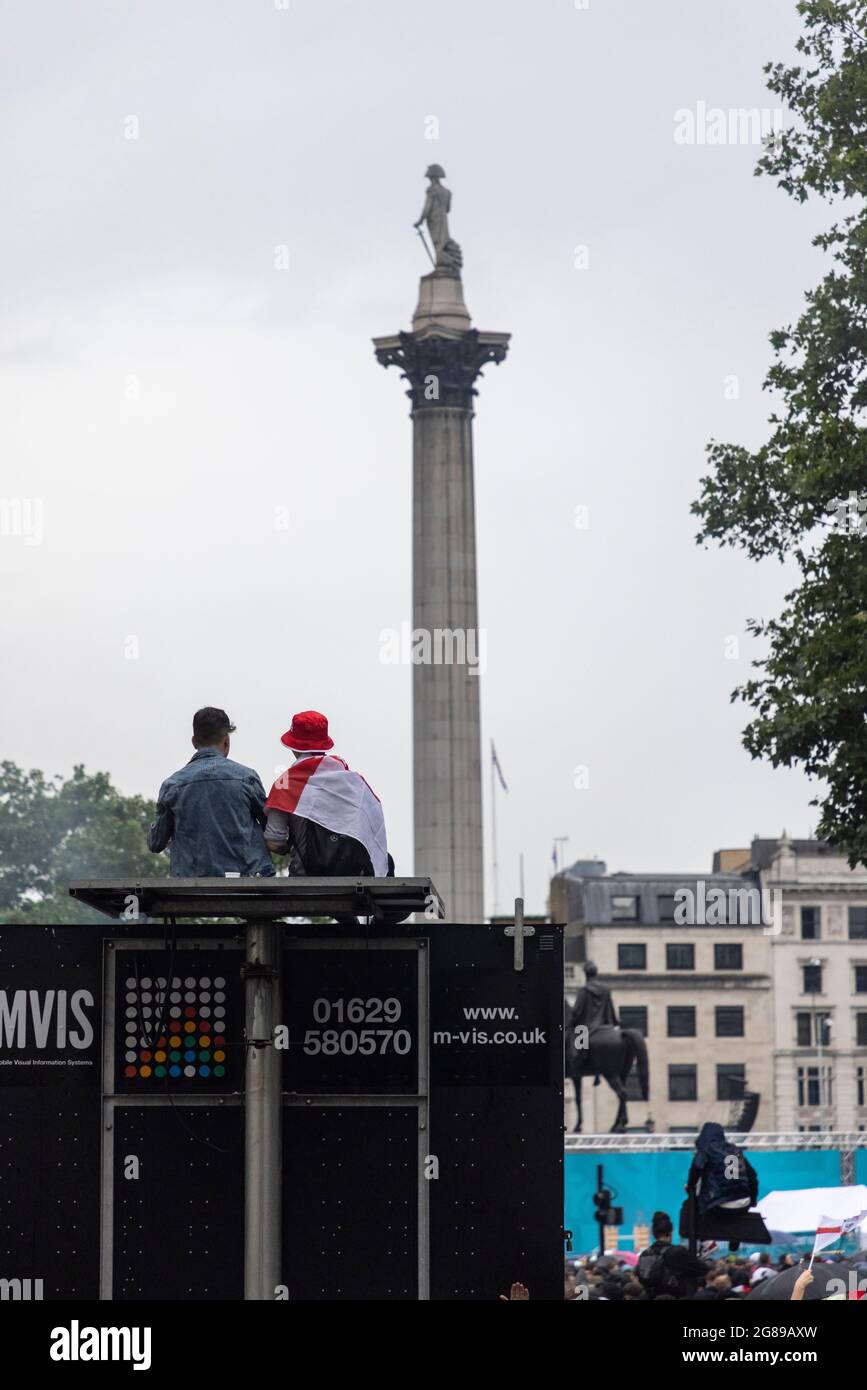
[551,838,867,1134]
[750,836,867,1132]
[551,861,774,1133]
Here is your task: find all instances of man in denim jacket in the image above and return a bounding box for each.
[148,707,274,878]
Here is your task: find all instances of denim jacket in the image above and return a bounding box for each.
[148,747,275,877]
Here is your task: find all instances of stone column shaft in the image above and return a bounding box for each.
[412,403,482,921]
[374,317,509,921]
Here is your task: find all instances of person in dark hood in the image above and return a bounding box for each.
[688,1122,758,1216]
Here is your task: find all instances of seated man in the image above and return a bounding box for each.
[148,707,274,877]
[263,710,392,877]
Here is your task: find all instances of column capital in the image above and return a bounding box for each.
[373,328,510,411]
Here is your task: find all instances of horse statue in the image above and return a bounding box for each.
[566,963,649,1133]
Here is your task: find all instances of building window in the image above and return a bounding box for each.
[798,1067,819,1107]
[797,1065,833,1107]
[617,943,646,970]
[856,966,867,994]
[849,907,867,940]
[803,963,823,995]
[797,1012,831,1046]
[667,1006,696,1037]
[657,894,677,922]
[666,943,695,971]
[714,943,743,970]
[611,895,639,921]
[801,906,821,940]
[620,1006,648,1036]
[669,1065,697,1101]
[717,1063,746,1101]
[716,1007,744,1038]
[857,1013,867,1047]
[858,1067,866,1108]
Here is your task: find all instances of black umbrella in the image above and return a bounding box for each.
[747,1260,853,1301]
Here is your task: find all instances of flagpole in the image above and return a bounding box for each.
[491,739,499,918]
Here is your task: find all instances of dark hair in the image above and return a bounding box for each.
[651,1210,673,1239]
[193,707,236,745]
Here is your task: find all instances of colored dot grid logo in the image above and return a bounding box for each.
[123,974,227,1081]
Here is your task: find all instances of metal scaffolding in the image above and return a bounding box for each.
[565,1130,867,1152]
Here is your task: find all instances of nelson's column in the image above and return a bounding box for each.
[373,167,510,921]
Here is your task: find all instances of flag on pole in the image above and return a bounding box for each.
[491,741,508,792]
[810,1210,867,1261]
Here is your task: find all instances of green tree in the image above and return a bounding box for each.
[693,0,867,865]
[0,762,167,923]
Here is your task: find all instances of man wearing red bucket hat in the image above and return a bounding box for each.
[263,710,393,880]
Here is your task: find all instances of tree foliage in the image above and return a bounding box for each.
[0,762,167,923]
[693,0,867,864]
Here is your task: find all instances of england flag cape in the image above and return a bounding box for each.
[265,755,388,876]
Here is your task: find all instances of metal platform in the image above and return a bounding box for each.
[565,1130,867,1152]
[68,876,443,923]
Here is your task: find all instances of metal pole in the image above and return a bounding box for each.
[816,1000,825,1132]
[596,1164,605,1259]
[808,958,824,1132]
[491,741,499,918]
[244,921,282,1300]
[554,836,570,876]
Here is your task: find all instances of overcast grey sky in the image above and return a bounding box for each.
[1,0,829,913]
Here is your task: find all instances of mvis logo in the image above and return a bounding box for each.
[0,990,95,1051]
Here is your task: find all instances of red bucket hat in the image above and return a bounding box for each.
[280,709,334,752]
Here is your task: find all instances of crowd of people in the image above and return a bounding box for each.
[563,1211,806,1300]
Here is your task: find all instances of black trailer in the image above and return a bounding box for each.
[0,880,563,1300]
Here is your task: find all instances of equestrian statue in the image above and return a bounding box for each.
[566,962,649,1133]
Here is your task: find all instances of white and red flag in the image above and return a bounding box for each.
[810,1210,867,1264]
[266,755,388,876]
